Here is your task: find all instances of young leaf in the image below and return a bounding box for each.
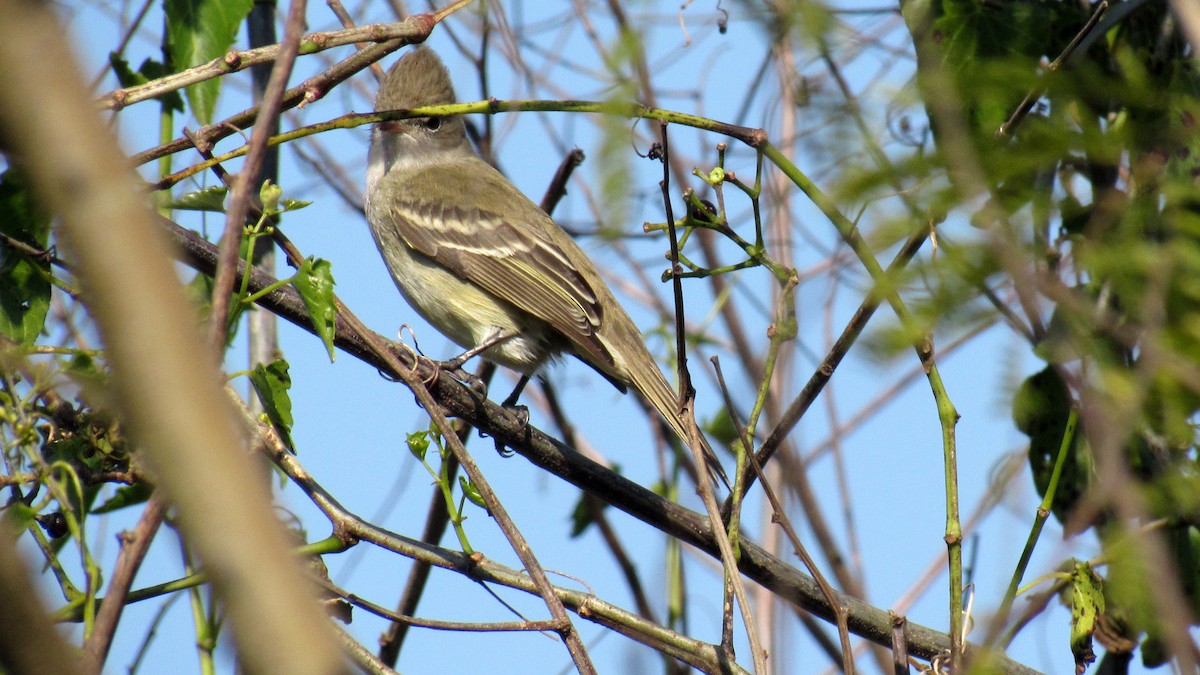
[458,476,487,509]
[249,359,295,451]
[1068,560,1104,672]
[166,185,229,212]
[569,493,602,538]
[93,482,154,514]
[1013,366,1091,524]
[293,257,337,361]
[259,180,282,214]
[407,431,430,462]
[279,198,312,213]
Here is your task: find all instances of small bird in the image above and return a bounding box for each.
[365,47,726,486]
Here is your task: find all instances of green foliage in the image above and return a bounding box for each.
[406,424,475,553]
[183,272,217,325]
[3,501,38,533]
[109,54,184,112]
[569,493,597,538]
[902,0,1200,458]
[249,359,295,451]
[164,0,254,123]
[457,476,486,509]
[595,31,639,240]
[0,170,51,347]
[703,406,740,450]
[897,3,1200,666]
[1012,366,1091,524]
[929,0,1055,136]
[260,180,312,216]
[407,430,430,462]
[912,0,1093,198]
[293,257,337,362]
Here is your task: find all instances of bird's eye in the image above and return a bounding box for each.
[422,117,442,131]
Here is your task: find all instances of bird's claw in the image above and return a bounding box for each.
[505,404,529,428]
[487,403,528,458]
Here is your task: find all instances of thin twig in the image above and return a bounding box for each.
[98,18,436,111]
[82,496,167,673]
[712,357,855,674]
[129,24,430,167]
[659,121,766,674]
[208,0,308,349]
[995,1,1110,139]
[326,0,387,80]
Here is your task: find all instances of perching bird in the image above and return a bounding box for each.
[364,47,726,487]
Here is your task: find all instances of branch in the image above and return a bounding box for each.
[98,17,440,111]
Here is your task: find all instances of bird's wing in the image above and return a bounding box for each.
[384,162,621,376]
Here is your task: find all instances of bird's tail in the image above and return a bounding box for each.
[632,364,730,490]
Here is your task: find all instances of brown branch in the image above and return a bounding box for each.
[99,20,432,111]
[128,25,429,167]
[0,532,86,675]
[82,496,167,673]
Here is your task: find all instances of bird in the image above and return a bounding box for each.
[364,47,726,487]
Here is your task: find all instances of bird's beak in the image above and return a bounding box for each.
[377,119,409,136]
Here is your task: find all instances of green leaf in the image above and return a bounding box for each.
[279,198,312,213]
[458,476,486,509]
[406,431,430,462]
[702,407,739,449]
[249,359,295,451]
[166,185,228,212]
[292,257,337,361]
[568,493,604,538]
[108,54,184,112]
[63,352,109,406]
[184,272,215,322]
[1068,560,1104,672]
[93,482,154,514]
[108,53,140,87]
[1013,366,1092,524]
[0,169,52,347]
[164,0,253,123]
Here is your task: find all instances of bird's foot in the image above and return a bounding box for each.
[430,360,489,398]
[503,403,529,428]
